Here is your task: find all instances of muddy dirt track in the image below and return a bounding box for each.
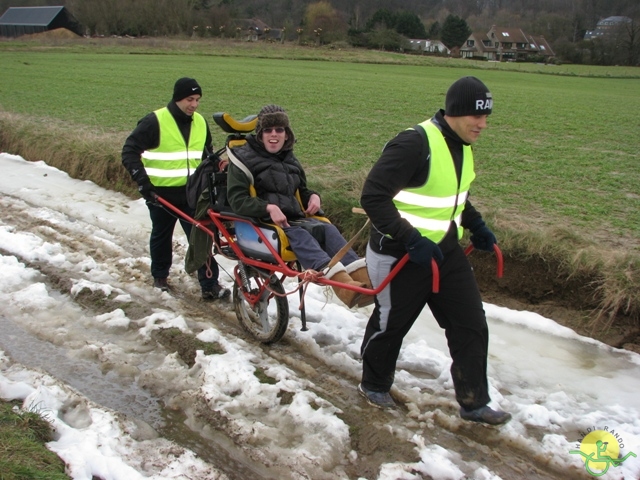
[0,180,613,479]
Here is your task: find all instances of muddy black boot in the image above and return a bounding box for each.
[153,277,170,292]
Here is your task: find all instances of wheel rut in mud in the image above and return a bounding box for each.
[0,194,596,479]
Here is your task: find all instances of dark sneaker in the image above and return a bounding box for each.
[357,383,396,409]
[202,285,231,301]
[459,406,512,425]
[153,277,170,292]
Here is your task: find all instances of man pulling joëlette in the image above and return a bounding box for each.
[358,76,511,425]
[121,77,228,301]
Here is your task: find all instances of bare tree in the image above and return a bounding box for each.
[66,0,100,35]
[617,17,640,65]
[305,1,348,43]
[55,0,640,65]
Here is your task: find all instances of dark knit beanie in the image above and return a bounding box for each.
[172,77,202,102]
[445,76,493,117]
[255,104,295,150]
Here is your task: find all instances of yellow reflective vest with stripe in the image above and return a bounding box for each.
[393,119,475,243]
[140,107,206,187]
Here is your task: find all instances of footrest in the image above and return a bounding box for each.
[220,246,237,259]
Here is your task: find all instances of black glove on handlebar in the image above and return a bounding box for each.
[468,218,497,252]
[137,179,157,202]
[405,229,443,269]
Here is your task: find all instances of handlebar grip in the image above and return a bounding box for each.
[431,258,440,293]
[464,244,503,279]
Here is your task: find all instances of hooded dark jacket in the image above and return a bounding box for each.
[227,135,319,220]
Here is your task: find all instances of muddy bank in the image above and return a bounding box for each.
[471,252,640,354]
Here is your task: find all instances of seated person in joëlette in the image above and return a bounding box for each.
[226,104,373,309]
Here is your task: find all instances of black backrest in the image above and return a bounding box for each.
[207,170,232,213]
[209,112,258,213]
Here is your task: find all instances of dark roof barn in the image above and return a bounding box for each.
[0,6,82,38]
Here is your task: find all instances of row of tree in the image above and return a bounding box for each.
[1,0,638,65]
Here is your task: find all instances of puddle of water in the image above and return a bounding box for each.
[0,315,165,427]
[162,408,282,480]
[0,315,279,480]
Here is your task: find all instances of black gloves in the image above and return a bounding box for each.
[137,179,157,202]
[468,218,497,252]
[405,229,443,269]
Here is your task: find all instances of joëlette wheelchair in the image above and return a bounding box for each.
[155,112,503,345]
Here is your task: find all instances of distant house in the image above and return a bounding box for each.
[460,25,555,62]
[461,32,497,59]
[584,16,632,40]
[409,39,451,55]
[0,6,82,38]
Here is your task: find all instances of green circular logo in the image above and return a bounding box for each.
[577,431,620,475]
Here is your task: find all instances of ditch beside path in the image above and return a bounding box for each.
[471,253,640,355]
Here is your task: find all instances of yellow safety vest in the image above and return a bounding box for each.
[393,120,475,243]
[141,108,206,187]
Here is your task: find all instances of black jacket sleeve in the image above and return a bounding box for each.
[202,124,214,160]
[293,157,320,209]
[361,129,427,246]
[121,113,159,185]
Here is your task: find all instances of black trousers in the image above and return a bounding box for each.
[361,244,491,411]
[147,201,218,290]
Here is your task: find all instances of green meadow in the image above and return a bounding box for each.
[1,38,639,323]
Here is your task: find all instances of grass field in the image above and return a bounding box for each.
[0,399,68,479]
[1,36,639,321]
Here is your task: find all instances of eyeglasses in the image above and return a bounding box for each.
[262,127,285,134]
